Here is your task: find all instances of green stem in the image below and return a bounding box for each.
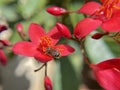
[80,38,91,66]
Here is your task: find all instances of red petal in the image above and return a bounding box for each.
[77,2,101,15]
[0,50,7,65]
[94,69,120,90]
[102,17,120,32]
[28,23,46,44]
[56,23,71,38]
[34,51,53,63]
[12,42,36,56]
[47,27,62,45]
[55,44,75,56]
[91,58,120,90]
[91,58,120,71]
[74,18,102,38]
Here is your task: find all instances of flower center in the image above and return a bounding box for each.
[93,0,120,21]
[37,36,61,59]
[37,36,52,52]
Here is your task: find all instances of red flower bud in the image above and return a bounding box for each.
[46,6,67,16]
[16,23,26,39]
[0,24,7,33]
[56,23,71,38]
[16,23,23,32]
[92,33,104,39]
[0,50,7,65]
[44,76,52,90]
[0,40,11,47]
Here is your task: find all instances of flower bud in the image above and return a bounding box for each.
[44,76,52,90]
[46,6,67,16]
[0,50,7,65]
[0,24,7,33]
[0,40,11,49]
[92,33,104,39]
[56,23,71,38]
[16,23,26,39]
[16,23,23,32]
[0,40,11,46]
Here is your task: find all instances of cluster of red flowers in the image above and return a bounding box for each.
[46,0,120,89]
[1,0,120,90]
[77,0,120,89]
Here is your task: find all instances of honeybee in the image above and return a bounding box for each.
[45,47,61,59]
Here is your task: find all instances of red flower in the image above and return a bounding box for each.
[0,50,7,65]
[12,23,75,63]
[75,0,120,38]
[46,6,67,16]
[44,76,52,90]
[91,58,120,90]
[56,23,71,39]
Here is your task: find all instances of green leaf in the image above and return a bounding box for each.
[18,0,47,19]
[68,2,84,27]
[85,32,115,64]
[10,29,21,44]
[60,57,80,90]
[0,0,15,5]
[0,6,18,22]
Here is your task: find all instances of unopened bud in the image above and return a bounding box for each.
[16,23,26,40]
[92,33,104,39]
[46,6,67,16]
[0,40,11,46]
[0,50,7,65]
[16,23,23,32]
[0,40,11,49]
[56,23,71,38]
[44,76,52,90]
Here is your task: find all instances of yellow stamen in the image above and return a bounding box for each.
[113,5,120,9]
[96,0,120,19]
[38,36,52,52]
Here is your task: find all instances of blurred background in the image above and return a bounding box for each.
[0,0,120,90]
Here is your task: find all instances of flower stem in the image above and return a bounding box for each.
[45,63,47,76]
[111,32,120,44]
[18,31,26,41]
[34,63,46,72]
[80,38,91,66]
[70,36,91,65]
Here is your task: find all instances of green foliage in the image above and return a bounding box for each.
[18,0,47,19]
